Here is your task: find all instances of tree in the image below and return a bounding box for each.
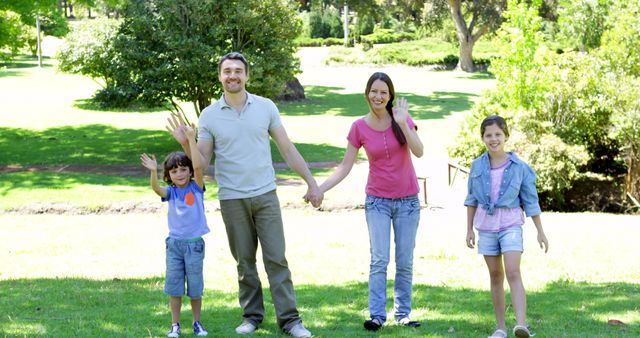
[0,0,68,58]
[558,0,611,52]
[446,0,506,71]
[111,0,301,117]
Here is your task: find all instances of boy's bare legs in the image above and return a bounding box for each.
[170,296,182,324]
[191,298,202,323]
[484,255,507,331]
[504,252,527,326]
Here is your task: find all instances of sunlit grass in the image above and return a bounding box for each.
[1,211,639,336]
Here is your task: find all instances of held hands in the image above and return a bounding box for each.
[140,153,158,171]
[538,231,549,253]
[392,97,410,126]
[303,185,324,208]
[466,229,476,249]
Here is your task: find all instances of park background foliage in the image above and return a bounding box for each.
[448,0,640,211]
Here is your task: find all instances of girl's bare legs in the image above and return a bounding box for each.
[504,251,527,326]
[170,296,182,324]
[484,255,507,331]
[191,298,202,323]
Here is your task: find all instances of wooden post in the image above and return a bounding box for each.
[343,3,349,46]
[36,14,42,68]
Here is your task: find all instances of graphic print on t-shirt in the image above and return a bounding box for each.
[184,191,195,206]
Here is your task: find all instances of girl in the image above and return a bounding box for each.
[464,115,549,338]
[141,124,210,337]
[309,72,424,331]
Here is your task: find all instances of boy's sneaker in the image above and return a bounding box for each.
[167,323,181,338]
[287,322,312,338]
[235,321,257,335]
[193,321,208,336]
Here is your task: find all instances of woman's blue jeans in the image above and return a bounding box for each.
[364,194,421,323]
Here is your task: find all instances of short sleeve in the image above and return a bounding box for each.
[520,165,542,217]
[267,99,283,131]
[198,109,213,142]
[408,116,417,130]
[463,163,478,206]
[346,120,363,149]
[162,186,175,202]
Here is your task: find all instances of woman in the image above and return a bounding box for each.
[309,72,424,331]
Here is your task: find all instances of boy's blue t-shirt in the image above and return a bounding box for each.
[162,181,210,240]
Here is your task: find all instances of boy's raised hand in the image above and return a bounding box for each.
[140,153,158,171]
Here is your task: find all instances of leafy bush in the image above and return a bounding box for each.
[56,18,122,87]
[295,37,343,47]
[308,5,343,39]
[558,0,611,51]
[0,11,28,58]
[360,28,416,45]
[326,39,495,67]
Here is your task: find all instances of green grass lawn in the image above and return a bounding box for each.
[1,211,638,337]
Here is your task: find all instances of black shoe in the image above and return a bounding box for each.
[364,319,382,331]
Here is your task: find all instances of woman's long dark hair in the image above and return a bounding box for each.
[365,72,407,145]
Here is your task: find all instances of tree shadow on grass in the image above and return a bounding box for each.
[1,278,636,337]
[0,125,345,167]
[0,55,54,69]
[455,72,495,80]
[72,98,171,114]
[280,86,478,119]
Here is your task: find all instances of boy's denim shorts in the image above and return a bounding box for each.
[477,226,523,256]
[164,237,205,299]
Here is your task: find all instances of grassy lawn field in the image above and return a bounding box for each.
[1,210,638,337]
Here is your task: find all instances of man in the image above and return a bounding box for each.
[168,52,321,338]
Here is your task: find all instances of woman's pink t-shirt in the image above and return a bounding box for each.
[347,117,419,198]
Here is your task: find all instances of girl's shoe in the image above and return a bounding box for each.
[513,325,535,338]
[363,318,382,331]
[488,328,507,338]
[167,323,181,338]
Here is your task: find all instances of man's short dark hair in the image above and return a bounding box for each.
[218,52,249,74]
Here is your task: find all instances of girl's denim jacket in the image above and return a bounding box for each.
[464,152,541,217]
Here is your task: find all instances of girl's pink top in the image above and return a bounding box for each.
[473,160,525,232]
[347,117,419,198]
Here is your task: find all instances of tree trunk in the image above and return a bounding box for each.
[458,38,475,72]
[626,156,640,204]
[447,0,476,72]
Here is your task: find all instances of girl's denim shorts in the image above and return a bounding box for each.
[477,226,523,256]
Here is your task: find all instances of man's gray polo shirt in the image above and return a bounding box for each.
[198,92,282,200]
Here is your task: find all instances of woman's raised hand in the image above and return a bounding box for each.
[392,97,410,126]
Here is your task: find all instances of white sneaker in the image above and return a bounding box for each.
[167,323,181,337]
[235,322,257,335]
[288,322,312,338]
